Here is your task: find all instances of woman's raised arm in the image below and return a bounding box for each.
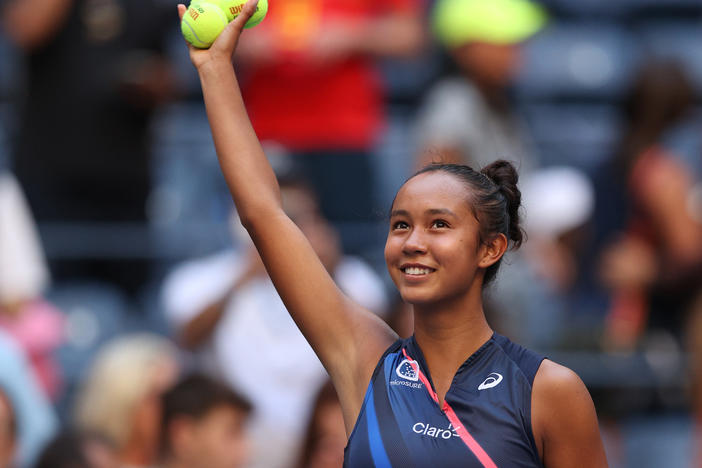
[178,0,397,431]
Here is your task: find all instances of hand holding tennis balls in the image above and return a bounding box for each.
[180,0,267,49]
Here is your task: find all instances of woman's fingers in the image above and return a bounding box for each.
[234,0,260,27]
[212,0,259,50]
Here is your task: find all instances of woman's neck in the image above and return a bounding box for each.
[412,290,493,405]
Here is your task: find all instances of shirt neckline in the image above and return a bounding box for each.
[406,332,496,396]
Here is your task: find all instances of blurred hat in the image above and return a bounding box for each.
[0,172,50,303]
[433,0,547,48]
[522,166,594,239]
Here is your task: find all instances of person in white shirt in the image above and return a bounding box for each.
[161,177,388,468]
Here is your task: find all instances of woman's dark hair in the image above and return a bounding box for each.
[615,59,695,173]
[411,159,524,286]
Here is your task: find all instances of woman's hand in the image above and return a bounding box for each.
[177,0,259,71]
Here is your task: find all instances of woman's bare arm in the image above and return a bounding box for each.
[180,1,397,431]
[532,360,609,468]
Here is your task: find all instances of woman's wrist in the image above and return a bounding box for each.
[197,57,235,79]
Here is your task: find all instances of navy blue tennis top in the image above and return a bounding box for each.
[344,333,546,468]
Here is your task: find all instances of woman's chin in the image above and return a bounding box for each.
[399,288,438,307]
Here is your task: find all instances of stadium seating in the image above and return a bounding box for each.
[516,23,641,102]
[519,102,621,169]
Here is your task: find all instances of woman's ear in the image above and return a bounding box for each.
[478,233,508,269]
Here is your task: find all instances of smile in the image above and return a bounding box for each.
[401,266,435,276]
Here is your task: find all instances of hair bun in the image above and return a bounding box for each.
[481,160,524,247]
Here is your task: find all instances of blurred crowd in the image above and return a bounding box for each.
[0,0,701,467]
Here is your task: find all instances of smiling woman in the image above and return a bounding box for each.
[386,162,522,308]
[180,1,609,466]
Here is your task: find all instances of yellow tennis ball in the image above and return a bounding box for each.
[215,0,268,27]
[181,2,229,49]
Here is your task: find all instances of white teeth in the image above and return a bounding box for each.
[403,267,432,276]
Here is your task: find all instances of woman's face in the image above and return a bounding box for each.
[385,172,486,306]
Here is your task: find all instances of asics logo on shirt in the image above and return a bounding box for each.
[478,373,503,390]
[396,359,419,381]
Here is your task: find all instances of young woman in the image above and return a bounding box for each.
[178,2,609,466]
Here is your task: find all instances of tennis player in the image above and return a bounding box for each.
[178,2,609,466]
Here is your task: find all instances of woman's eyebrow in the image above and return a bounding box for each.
[390,208,457,217]
[390,209,410,218]
[425,208,457,217]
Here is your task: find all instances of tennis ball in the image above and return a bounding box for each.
[215,0,268,27]
[181,2,229,49]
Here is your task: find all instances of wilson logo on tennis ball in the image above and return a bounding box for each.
[181,2,228,49]
[216,0,268,27]
[395,359,419,382]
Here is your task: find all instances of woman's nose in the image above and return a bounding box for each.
[402,228,427,255]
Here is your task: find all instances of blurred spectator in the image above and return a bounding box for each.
[1,0,178,296]
[295,381,345,468]
[235,0,423,223]
[34,431,119,468]
[595,60,702,352]
[0,330,57,468]
[689,293,702,454]
[414,0,545,170]
[161,177,388,468]
[73,333,179,468]
[521,167,594,298]
[0,387,16,468]
[0,172,64,400]
[491,166,595,348]
[159,374,252,468]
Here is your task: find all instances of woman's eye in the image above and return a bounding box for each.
[432,220,448,228]
[392,221,409,230]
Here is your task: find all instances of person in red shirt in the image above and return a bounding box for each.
[235,0,424,223]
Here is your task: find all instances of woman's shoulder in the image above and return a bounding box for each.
[531,360,608,467]
[533,359,586,394]
[531,359,596,435]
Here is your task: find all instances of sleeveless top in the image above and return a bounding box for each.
[344,333,545,468]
